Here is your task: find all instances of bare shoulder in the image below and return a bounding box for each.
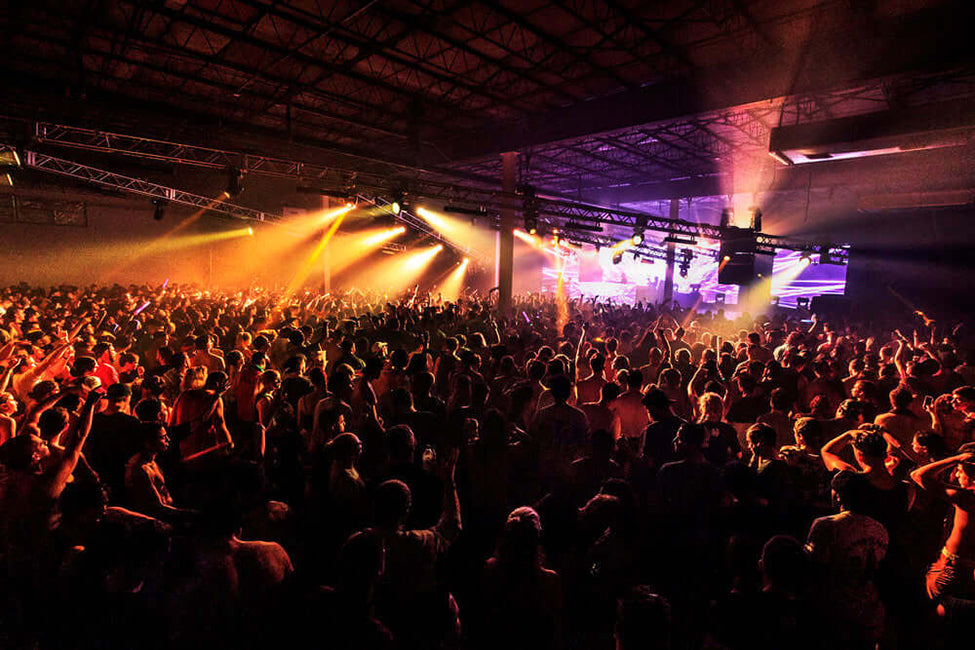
[233,539,294,580]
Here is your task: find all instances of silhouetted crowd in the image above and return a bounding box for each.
[1,283,974,649]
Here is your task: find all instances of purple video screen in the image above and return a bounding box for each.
[541,243,847,310]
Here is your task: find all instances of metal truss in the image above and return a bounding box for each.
[34,122,353,184]
[365,195,483,260]
[27,121,846,261]
[22,151,271,222]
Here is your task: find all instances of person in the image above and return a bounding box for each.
[85,382,141,501]
[875,385,926,447]
[567,428,623,506]
[611,369,649,452]
[725,373,768,425]
[640,387,685,470]
[910,446,975,602]
[167,466,294,648]
[191,334,225,374]
[298,530,393,650]
[756,387,793,449]
[696,392,741,467]
[371,447,462,649]
[710,535,812,650]
[929,386,975,449]
[91,341,119,388]
[0,389,102,638]
[805,471,888,648]
[746,423,795,522]
[170,371,234,464]
[579,381,621,439]
[779,418,832,516]
[478,507,563,650]
[124,421,188,520]
[0,390,17,444]
[576,352,607,406]
[615,586,671,650]
[531,374,589,479]
[820,426,909,537]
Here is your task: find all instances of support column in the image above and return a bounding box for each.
[497,151,518,313]
[662,198,679,305]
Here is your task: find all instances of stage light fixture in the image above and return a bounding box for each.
[247,227,254,236]
[678,249,693,277]
[226,167,244,197]
[152,198,167,221]
[720,207,734,228]
[663,234,698,246]
[749,207,763,231]
[564,221,602,233]
[799,251,813,267]
[612,252,623,265]
[390,185,409,215]
[631,230,644,246]
[796,297,810,310]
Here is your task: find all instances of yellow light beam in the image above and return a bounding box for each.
[284,206,352,295]
[435,258,469,302]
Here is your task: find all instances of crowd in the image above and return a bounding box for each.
[1,281,974,649]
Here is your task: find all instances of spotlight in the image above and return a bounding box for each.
[723,255,731,262]
[796,297,810,310]
[520,184,540,236]
[390,186,409,215]
[631,231,644,246]
[152,198,167,221]
[247,226,254,236]
[226,167,244,197]
[715,293,725,304]
[799,251,813,267]
[612,252,623,265]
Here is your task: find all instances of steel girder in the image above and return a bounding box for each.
[22,151,270,223]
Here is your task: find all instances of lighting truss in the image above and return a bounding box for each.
[33,122,351,184]
[554,232,680,264]
[365,194,482,260]
[21,150,270,222]
[27,121,846,262]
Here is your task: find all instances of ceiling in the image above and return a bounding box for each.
[2,0,974,216]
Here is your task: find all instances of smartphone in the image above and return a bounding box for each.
[923,395,933,410]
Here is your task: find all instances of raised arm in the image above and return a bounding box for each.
[436,446,462,541]
[893,336,911,381]
[910,451,974,501]
[820,430,858,473]
[47,390,101,499]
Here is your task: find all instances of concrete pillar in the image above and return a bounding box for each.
[498,151,518,313]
